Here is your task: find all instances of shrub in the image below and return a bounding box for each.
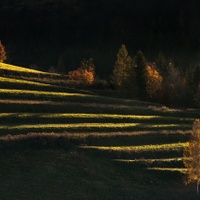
[69,58,95,85]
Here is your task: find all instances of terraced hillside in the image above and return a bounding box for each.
[0,63,200,199]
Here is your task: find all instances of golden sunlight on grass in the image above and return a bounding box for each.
[0,113,194,124]
[0,123,140,130]
[40,113,160,119]
[0,89,88,97]
[0,123,191,132]
[147,167,187,173]
[0,63,55,74]
[80,142,187,152]
[113,157,184,163]
[0,76,51,86]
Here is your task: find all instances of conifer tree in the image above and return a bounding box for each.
[135,50,147,99]
[112,44,135,90]
[0,41,6,63]
[187,64,200,93]
[184,119,200,194]
[156,51,168,75]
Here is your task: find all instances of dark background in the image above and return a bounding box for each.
[0,0,200,77]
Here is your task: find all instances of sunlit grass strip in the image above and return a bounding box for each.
[0,113,164,119]
[0,123,191,130]
[0,113,154,118]
[0,89,88,97]
[39,114,194,122]
[113,157,184,163]
[0,76,51,86]
[1,113,156,119]
[0,113,194,123]
[0,123,140,130]
[0,63,51,74]
[0,100,59,105]
[40,113,159,119]
[81,142,187,152]
[147,167,187,173]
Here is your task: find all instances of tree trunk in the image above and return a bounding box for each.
[197,181,199,195]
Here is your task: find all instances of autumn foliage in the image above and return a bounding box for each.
[0,41,6,63]
[146,65,162,100]
[69,58,95,85]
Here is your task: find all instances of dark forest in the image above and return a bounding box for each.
[0,0,200,77]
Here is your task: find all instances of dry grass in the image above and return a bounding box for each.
[0,63,51,74]
[0,63,199,199]
[0,76,51,86]
[80,142,187,152]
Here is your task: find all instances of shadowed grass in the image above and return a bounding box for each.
[0,130,190,151]
[0,88,160,107]
[0,148,197,200]
[0,62,199,199]
[0,76,69,92]
[0,100,200,120]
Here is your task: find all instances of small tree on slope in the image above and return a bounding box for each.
[0,41,6,63]
[184,119,200,194]
[112,44,135,90]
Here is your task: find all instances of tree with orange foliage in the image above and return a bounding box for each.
[82,69,94,84]
[146,65,162,100]
[69,58,95,85]
[69,69,82,80]
[0,41,6,63]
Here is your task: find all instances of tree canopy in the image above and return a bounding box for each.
[112,44,134,90]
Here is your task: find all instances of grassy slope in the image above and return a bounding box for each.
[0,63,200,199]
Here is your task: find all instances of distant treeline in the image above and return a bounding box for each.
[0,0,200,77]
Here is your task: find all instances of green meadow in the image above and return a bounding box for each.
[0,63,200,199]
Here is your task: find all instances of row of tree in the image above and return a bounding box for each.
[67,44,199,108]
[0,39,199,108]
[112,44,200,108]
